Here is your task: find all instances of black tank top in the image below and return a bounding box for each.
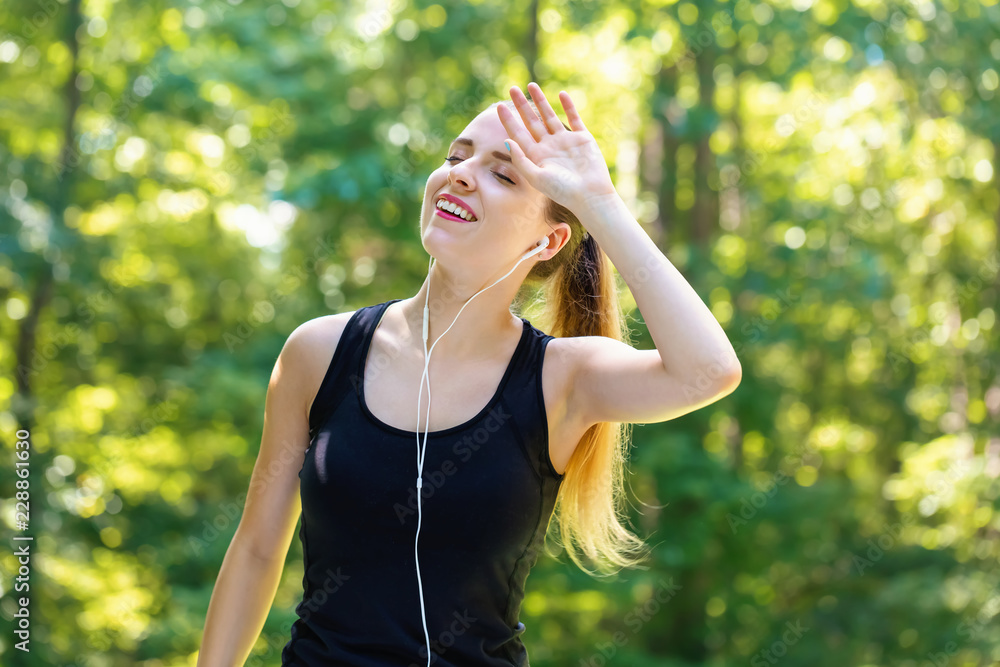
[282,298,565,666]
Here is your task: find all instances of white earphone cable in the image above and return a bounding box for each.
[412,237,548,666]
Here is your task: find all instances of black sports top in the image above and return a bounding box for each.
[281,298,566,666]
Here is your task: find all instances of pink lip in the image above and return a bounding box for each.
[435,208,475,223]
[437,193,477,221]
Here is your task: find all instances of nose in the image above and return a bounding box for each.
[448,161,474,189]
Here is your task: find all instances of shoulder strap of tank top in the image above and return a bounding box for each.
[349,297,402,399]
[504,320,552,387]
[307,299,401,441]
[499,321,565,480]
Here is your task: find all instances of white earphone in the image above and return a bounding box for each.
[412,235,549,665]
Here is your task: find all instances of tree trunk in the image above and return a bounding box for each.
[15,0,83,424]
[655,65,679,245]
[692,36,717,245]
[525,0,540,84]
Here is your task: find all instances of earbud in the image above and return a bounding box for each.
[519,236,549,262]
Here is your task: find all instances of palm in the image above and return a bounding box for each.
[496,83,616,213]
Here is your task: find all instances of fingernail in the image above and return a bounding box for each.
[504,141,510,151]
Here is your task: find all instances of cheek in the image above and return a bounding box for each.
[426,170,448,192]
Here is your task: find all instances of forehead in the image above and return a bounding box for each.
[451,109,507,145]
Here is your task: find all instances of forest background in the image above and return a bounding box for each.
[1,0,999,665]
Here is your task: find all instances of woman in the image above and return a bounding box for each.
[198,82,742,666]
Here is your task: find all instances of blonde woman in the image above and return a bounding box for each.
[198,82,741,666]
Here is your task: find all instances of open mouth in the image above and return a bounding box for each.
[435,197,477,222]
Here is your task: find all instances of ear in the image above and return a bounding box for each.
[541,224,573,260]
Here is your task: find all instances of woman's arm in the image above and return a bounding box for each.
[196,324,318,666]
[196,539,291,666]
[562,192,742,428]
[498,83,741,428]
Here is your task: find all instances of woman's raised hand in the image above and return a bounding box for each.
[496,82,617,216]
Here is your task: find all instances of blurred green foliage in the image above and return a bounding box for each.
[1,0,999,665]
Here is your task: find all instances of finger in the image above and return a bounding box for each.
[558,90,589,133]
[509,85,546,143]
[526,82,564,134]
[496,103,537,155]
[505,138,542,185]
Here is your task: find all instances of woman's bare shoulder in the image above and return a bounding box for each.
[535,335,580,410]
[289,311,359,351]
[279,311,359,420]
[540,334,580,375]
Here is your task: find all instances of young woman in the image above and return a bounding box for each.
[198,82,742,667]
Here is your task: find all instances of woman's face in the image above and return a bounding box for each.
[419,107,557,272]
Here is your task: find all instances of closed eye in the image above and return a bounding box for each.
[444,156,515,185]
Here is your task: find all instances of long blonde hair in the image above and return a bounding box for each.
[487,98,653,577]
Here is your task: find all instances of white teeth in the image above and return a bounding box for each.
[436,198,476,221]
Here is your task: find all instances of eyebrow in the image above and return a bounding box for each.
[448,137,513,164]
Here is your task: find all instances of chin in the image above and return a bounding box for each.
[420,224,453,257]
